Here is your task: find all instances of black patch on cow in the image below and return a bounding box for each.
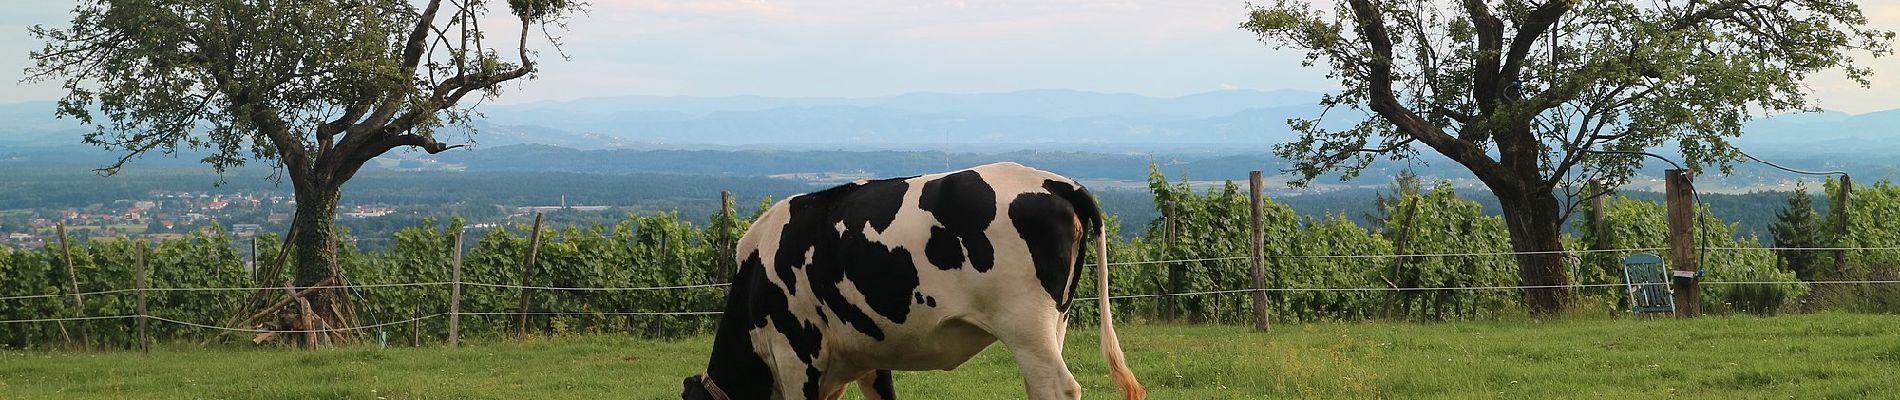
[703,251,781,400]
[774,177,924,341]
[763,288,826,399]
[1044,180,1102,311]
[919,170,997,271]
[925,296,937,308]
[803,366,822,399]
[816,226,919,338]
[913,292,924,304]
[840,180,909,235]
[873,370,896,399]
[682,375,713,400]
[1009,180,1092,311]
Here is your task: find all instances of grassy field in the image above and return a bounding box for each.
[1,313,1895,399]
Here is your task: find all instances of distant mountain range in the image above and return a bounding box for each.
[0,89,1339,151]
[2,88,1895,162]
[456,88,1343,150]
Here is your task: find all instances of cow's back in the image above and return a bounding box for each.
[735,162,1098,371]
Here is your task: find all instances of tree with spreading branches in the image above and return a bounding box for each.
[1244,0,1891,314]
[27,0,583,338]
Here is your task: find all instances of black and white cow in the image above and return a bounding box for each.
[683,162,1144,400]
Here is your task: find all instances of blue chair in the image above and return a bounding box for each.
[1621,254,1675,316]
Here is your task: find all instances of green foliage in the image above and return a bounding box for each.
[1769,187,1827,281]
[1817,178,1900,312]
[1575,196,1805,315]
[1379,182,1520,320]
[8,173,1894,349]
[1081,166,1524,324]
[0,226,248,349]
[0,209,741,348]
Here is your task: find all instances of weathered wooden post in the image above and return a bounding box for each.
[56,220,82,347]
[135,241,149,353]
[410,307,421,347]
[449,229,464,347]
[515,212,545,335]
[721,190,734,218]
[1162,198,1179,321]
[1588,180,1610,250]
[1665,169,1700,318]
[1384,197,1419,318]
[1248,171,1271,332]
[715,190,737,283]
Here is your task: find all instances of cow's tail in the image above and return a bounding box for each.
[1096,224,1145,400]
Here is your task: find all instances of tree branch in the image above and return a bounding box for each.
[359,0,444,131]
[1464,0,1505,114]
[1498,1,1573,89]
[1351,0,1514,190]
[1329,137,1419,164]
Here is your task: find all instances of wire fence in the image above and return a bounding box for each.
[5,245,1900,333]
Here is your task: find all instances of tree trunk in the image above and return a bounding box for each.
[288,180,356,340]
[1497,189,1571,315]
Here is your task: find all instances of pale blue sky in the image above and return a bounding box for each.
[6,0,1898,113]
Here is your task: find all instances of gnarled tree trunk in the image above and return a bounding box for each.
[287,176,360,342]
[1497,187,1571,313]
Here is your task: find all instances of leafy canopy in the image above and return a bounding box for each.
[1244,0,1892,202]
[27,0,584,176]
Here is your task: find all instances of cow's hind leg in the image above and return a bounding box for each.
[995,319,1081,400]
[858,370,894,400]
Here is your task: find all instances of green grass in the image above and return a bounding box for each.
[1,313,1895,399]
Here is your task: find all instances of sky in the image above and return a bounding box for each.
[4,0,1898,113]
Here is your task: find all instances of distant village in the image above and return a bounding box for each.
[0,189,626,255]
[0,190,397,250]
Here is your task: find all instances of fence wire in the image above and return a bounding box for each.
[4,279,1896,326]
[143,313,446,334]
[460,282,731,291]
[6,246,1900,327]
[13,244,1900,302]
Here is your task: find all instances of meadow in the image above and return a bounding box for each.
[1,312,1895,399]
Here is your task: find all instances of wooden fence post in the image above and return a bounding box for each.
[410,307,419,347]
[56,220,82,347]
[716,190,737,282]
[136,241,149,353]
[515,212,544,335]
[1248,171,1271,332]
[1383,197,1419,318]
[449,229,464,347]
[1162,199,1178,321]
[1588,180,1612,278]
[1665,169,1700,318]
[1834,175,1851,277]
